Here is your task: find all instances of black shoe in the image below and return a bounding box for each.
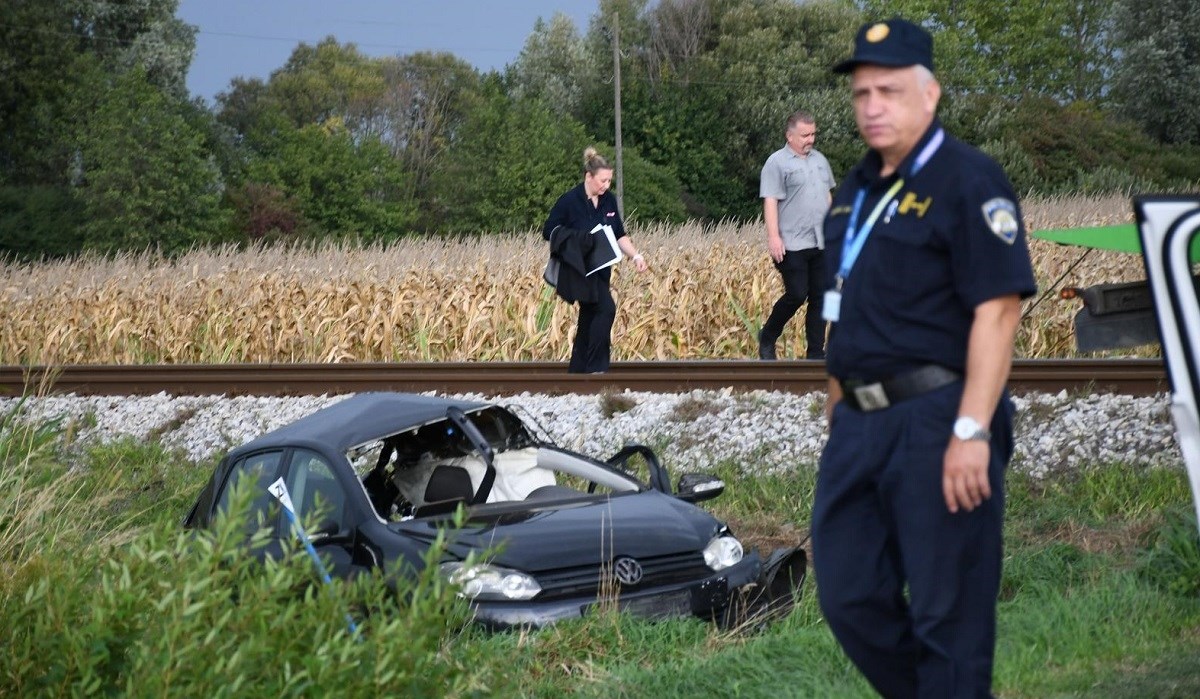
[757,331,777,361]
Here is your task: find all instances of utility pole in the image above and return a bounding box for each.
[612,11,624,218]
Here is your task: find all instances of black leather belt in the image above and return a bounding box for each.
[839,365,961,412]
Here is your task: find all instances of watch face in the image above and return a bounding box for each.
[954,417,979,440]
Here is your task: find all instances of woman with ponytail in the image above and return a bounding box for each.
[542,147,649,373]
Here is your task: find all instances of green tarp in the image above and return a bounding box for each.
[1032,223,1200,262]
[1031,223,1141,252]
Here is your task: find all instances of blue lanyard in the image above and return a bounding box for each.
[835,128,945,287]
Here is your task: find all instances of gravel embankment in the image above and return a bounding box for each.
[1,389,1182,477]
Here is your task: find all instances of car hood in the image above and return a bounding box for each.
[393,491,724,571]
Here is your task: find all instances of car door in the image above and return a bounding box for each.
[1134,195,1200,533]
[213,450,286,539]
[283,448,374,579]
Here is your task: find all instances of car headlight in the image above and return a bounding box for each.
[702,535,744,571]
[440,562,542,601]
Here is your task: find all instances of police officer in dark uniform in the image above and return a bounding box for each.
[812,18,1037,698]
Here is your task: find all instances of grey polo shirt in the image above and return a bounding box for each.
[760,146,836,250]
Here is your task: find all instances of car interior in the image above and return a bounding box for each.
[355,406,643,521]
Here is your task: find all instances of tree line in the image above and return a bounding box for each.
[2,0,1199,260]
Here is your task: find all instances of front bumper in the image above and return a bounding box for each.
[470,552,764,630]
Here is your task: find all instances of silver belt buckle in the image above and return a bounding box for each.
[853,383,890,411]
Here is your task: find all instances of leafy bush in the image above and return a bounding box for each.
[227,182,313,243]
[0,185,87,260]
[0,472,501,696]
[0,406,509,696]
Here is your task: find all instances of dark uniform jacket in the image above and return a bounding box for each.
[823,119,1038,383]
[542,183,627,305]
[546,224,599,303]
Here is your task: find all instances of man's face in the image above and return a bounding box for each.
[786,122,817,156]
[850,64,939,162]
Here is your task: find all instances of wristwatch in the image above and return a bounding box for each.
[953,416,991,441]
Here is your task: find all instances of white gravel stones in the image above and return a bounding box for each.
[0,389,1184,477]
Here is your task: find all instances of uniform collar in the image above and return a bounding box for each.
[856,118,943,186]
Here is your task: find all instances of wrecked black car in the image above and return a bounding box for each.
[183,392,805,628]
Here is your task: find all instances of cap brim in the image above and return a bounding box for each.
[832,54,921,74]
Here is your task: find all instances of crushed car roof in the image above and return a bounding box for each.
[230,392,489,455]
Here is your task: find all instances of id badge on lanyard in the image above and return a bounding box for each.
[823,178,904,322]
[823,129,944,323]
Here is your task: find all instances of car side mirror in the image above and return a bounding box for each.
[676,473,725,503]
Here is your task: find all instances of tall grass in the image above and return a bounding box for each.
[0,403,507,696]
[0,194,1148,364]
[2,403,1197,696]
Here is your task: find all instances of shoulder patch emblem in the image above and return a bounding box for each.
[981,198,1019,245]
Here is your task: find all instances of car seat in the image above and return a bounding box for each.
[422,465,474,506]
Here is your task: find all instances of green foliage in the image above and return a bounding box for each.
[0,0,196,188]
[0,399,74,584]
[227,182,314,242]
[244,117,415,241]
[507,13,594,119]
[2,512,491,696]
[857,1,1116,102]
[985,96,1200,195]
[621,150,688,223]
[8,0,1200,249]
[587,0,861,219]
[1111,0,1200,146]
[0,2,90,185]
[0,421,501,696]
[432,85,588,233]
[76,68,231,254]
[0,185,87,260]
[260,37,386,130]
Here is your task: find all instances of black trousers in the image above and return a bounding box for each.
[813,382,1012,698]
[762,248,826,358]
[568,284,616,373]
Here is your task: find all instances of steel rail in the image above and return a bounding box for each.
[0,359,1168,397]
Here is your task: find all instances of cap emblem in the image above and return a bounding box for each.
[866,23,890,43]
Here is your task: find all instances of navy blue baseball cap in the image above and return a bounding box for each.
[833,18,934,74]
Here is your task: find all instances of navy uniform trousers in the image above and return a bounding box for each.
[813,381,1013,699]
[568,284,617,374]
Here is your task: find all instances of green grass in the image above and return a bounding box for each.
[2,403,1198,697]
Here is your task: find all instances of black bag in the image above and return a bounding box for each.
[542,255,560,287]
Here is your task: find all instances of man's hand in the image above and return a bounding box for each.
[763,198,785,263]
[767,234,785,263]
[943,438,991,513]
[825,378,842,427]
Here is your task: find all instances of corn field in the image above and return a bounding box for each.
[0,194,1151,365]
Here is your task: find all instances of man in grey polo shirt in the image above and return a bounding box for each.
[758,110,837,360]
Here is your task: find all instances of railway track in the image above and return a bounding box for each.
[0,359,1168,397]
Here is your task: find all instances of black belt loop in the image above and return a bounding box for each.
[840,365,961,412]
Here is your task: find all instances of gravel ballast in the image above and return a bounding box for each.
[1,389,1183,477]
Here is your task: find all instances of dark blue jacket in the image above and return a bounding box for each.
[542,183,626,304]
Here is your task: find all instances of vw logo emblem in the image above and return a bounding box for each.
[612,556,643,586]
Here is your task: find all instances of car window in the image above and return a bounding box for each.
[286,449,346,533]
[215,451,283,535]
[473,406,536,450]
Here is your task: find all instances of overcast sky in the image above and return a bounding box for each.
[177,1,600,104]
